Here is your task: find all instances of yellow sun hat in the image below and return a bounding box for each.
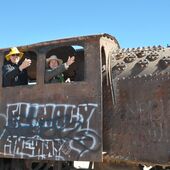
[5,47,24,61]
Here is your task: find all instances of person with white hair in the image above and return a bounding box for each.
[45,55,75,83]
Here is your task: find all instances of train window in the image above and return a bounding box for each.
[45,45,84,84]
[24,51,37,85]
[2,49,37,87]
[101,46,106,73]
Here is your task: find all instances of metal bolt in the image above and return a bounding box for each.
[159,56,170,69]
[115,62,126,71]
[124,55,136,63]
[147,54,158,61]
[137,59,149,68]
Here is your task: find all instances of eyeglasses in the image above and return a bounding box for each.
[11,54,20,57]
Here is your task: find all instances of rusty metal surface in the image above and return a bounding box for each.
[2,33,170,165]
[0,34,119,162]
[103,46,170,165]
[95,155,141,170]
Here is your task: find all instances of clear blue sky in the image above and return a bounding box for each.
[0,0,170,48]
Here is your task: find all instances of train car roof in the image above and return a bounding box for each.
[0,33,120,51]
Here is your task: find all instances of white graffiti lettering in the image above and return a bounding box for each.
[0,102,101,160]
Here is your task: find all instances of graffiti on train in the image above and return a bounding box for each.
[0,102,101,160]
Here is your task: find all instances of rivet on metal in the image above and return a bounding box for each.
[137,59,149,68]
[147,54,158,61]
[159,56,170,69]
[136,51,145,58]
[124,55,136,63]
[115,62,126,71]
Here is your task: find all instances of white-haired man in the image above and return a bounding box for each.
[45,55,75,83]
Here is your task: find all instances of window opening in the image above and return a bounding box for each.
[2,48,37,87]
[24,51,37,85]
[101,46,106,73]
[45,45,84,84]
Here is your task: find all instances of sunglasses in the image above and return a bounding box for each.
[11,54,20,57]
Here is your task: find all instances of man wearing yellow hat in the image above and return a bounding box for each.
[2,47,32,87]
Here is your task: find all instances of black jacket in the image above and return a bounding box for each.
[2,61,28,87]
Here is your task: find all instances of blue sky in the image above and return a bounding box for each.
[0,0,170,48]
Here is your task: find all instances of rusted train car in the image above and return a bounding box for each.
[0,34,169,170]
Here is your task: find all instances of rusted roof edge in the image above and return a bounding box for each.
[0,33,118,51]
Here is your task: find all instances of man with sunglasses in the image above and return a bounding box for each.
[2,47,31,87]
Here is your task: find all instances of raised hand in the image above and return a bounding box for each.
[66,56,75,66]
[19,58,32,71]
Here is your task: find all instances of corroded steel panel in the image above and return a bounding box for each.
[104,46,170,165]
[0,34,119,162]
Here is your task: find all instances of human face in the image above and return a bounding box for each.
[49,59,59,69]
[10,54,20,64]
